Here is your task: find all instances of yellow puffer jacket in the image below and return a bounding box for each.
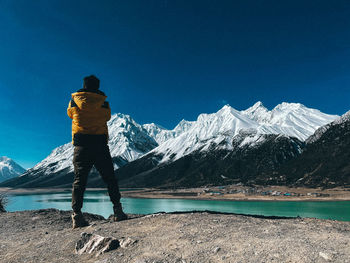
[67,90,111,145]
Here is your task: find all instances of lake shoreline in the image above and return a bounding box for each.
[1,185,350,202]
[4,187,350,221]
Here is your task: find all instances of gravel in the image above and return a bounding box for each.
[0,209,349,263]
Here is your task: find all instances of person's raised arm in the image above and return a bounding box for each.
[102,101,111,121]
[67,99,77,119]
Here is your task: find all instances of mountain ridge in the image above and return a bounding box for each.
[0,102,342,188]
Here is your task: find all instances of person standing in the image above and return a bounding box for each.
[67,75,127,228]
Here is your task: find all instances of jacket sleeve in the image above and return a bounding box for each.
[102,101,111,121]
[67,99,76,119]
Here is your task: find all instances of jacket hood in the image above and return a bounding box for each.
[72,91,107,110]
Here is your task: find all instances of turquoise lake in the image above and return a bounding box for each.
[5,190,350,221]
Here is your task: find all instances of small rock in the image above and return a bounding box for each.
[319,252,332,261]
[85,224,96,231]
[213,247,221,254]
[76,232,119,256]
[144,213,163,218]
[120,237,137,248]
[196,240,202,244]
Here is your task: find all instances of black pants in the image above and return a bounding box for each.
[72,144,121,213]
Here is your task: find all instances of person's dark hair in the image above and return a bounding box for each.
[83,75,100,90]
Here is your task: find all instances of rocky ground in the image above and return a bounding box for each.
[0,209,349,263]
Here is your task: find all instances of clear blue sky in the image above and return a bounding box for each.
[0,0,349,168]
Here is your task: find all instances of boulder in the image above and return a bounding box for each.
[120,237,137,248]
[76,232,119,256]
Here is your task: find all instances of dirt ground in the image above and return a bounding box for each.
[0,209,349,263]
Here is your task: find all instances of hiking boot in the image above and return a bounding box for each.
[72,211,89,229]
[112,204,128,222]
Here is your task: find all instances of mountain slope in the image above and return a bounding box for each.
[142,119,194,145]
[151,103,337,165]
[115,103,338,188]
[0,114,158,188]
[242,102,337,141]
[116,133,304,187]
[277,111,350,187]
[0,157,26,183]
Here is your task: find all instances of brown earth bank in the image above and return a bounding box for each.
[1,185,350,201]
[0,209,350,263]
[122,186,350,201]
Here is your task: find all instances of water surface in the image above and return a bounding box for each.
[6,190,350,221]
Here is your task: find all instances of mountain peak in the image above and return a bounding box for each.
[251,101,265,109]
[274,102,304,111]
[244,101,268,113]
[174,119,194,131]
[109,113,134,124]
[217,104,239,116]
[336,110,350,124]
[143,122,166,131]
[221,104,232,109]
[0,156,26,183]
[242,101,269,123]
[0,156,10,162]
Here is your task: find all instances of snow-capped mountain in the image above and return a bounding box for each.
[306,110,350,144]
[0,157,26,183]
[242,102,338,141]
[108,114,158,160]
[0,114,159,188]
[30,113,158,176]
[114,102,339,188]
[152,102,338,164]
[116,132,305,188]
[0,101,340,188]
[33,102,335,178]
[143,120,194,145]
[276,112,350,187]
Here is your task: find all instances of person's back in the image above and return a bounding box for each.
[67,75,127,228]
